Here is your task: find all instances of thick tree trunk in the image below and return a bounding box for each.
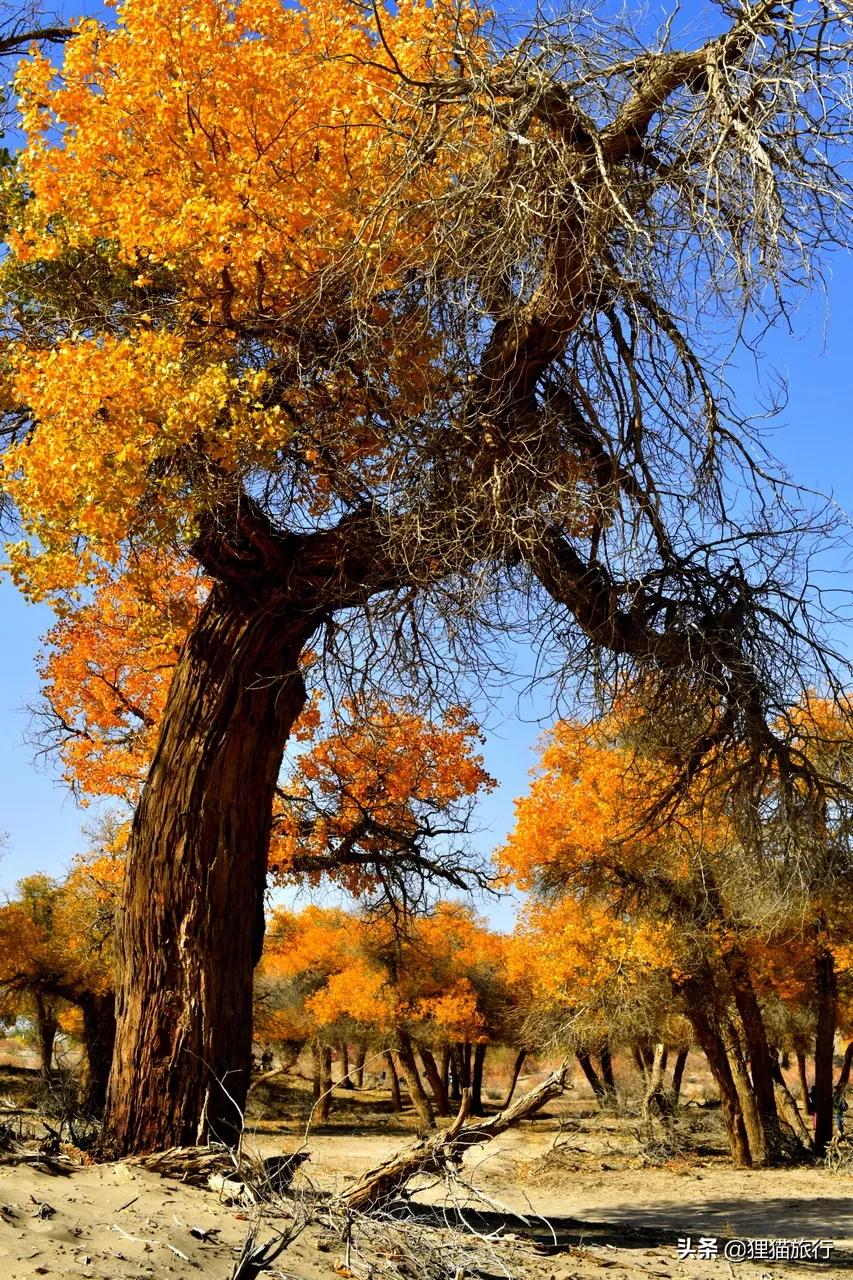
[501,1048,527,1109]
[576,1051,607,1104]
[670,1047,689,1105]
[797,1051,813,1113]
[79,992,116,1113]
[383,1050,403,1112]
[396,1031,435,1129]
[813,946,838,1156]
[471,1043,487,1116]
[722,946,782,1162]
[101,587,312,1156]
[836,1041,853,1092]
[418,1045,450,1116]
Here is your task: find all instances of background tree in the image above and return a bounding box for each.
[4,0,853,1153]
[499,701,853,1164]
[0,832,121,1109]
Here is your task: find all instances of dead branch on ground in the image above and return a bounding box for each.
[341,1059,571,1212]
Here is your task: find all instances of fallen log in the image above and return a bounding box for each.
[341,1058,571,1212]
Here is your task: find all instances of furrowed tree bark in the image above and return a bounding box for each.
[79,992,116,1113]
[342,1059,572,1212]
[813,945,838,1156]
[101,584,313,1156]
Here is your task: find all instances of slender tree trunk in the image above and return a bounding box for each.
[396,1031,435,1129]
[79,992,116,1113]
[723,1014,767,1165]
[101,587,312,1156]
[678,974,752,1167]
[440,1046,451,1095]
[643,1042,674,1135]
[33,993,57,1083]
[501,1048,527,1109]
[632,1046,649,1081]
[670,1047,689,1106]
[771,1055,812,1149]
[836,1041,853,1092]
[448,1048,461,1102]
[339,1042,354,1088]
[471,1043,487,1116]
[599,1045,617,1101]
[722,945,782,1162]
[452,1043,471,1092]
[797,1051,813,1113]
[418,1045,450,1116]
[383,1050,402,1113]
[312,1042,333,1123]
[814,945,838,1156]
[461,1042,472,1089]
[354,1043,367,1090]
[576,1051,606,1103]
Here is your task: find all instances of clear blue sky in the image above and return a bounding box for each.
[1,1,852,911]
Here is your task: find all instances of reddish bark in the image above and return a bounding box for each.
[101,586,312,1155]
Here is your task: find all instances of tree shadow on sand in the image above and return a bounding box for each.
[399,1197,853,1268]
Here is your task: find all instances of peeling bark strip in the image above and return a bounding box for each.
[342,1060,571,1212]
[102,585,313,1156]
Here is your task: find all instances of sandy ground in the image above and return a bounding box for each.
[1,1059,852,1280]
[2,1133,851,1280]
